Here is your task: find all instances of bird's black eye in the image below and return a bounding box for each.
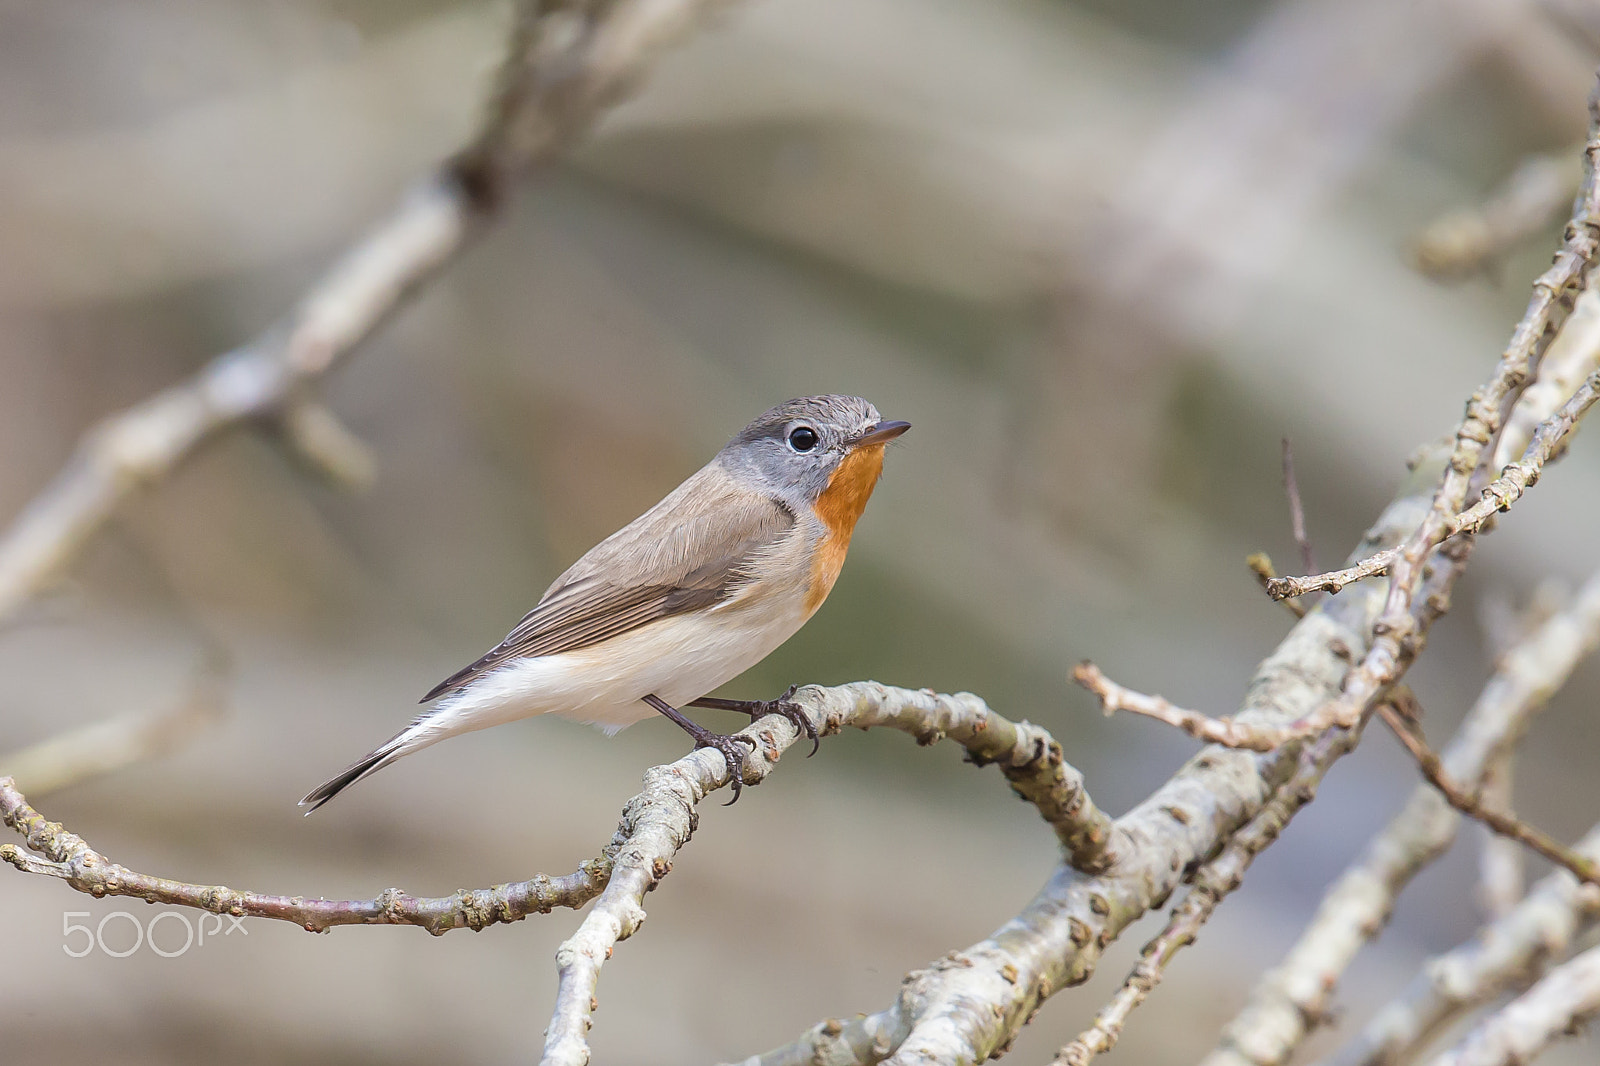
[787,425,819,452]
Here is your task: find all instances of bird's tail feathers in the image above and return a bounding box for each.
[299,718,439,814]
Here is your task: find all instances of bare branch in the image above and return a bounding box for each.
[1052,729,1350,1066]
[1323,824,1600,1066]
[1267,364,1600,604]
[1073,661,1282,752]
[1378,704,1600,887]
[0,666,224,797]
[1282,437,1316,576]
[0,0,740,624]
[1410,150,1578,282]
[538,682,1109,1066]
[1,774,614,935]
[1424,944,1600,1066]
[0,684,1104,939]
[1206,563,1600,1066]
[752,447,1466,1066]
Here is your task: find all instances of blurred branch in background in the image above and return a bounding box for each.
[0,0,737,625]
[1428,945,1600,1066]
[0,659,226,797]
[1411,149,1580,283]
[1325,823,1600,1066]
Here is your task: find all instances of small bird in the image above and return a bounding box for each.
[301,395,908,811]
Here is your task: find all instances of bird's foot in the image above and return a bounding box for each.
[689,684,818,756]
[694,730,758,805]
[644,693,758,804]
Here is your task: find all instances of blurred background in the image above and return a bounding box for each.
[4,1,1600,1063]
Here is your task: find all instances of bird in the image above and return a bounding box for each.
[300,395,909,812]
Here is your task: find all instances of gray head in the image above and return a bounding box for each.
[718,395,910,511]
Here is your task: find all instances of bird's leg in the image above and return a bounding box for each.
[688,684,818,756]
[643,694,756,804]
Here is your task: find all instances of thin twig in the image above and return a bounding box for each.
[1073,661,1281,752]
[1282,437,1316,576]
[1377,705,1600,887]
[1204,561,1600,1066]
[1266,368,1600,603]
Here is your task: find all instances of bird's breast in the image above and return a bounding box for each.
[803,443,887,615]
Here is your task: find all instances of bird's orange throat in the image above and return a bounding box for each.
[803,443,887,615]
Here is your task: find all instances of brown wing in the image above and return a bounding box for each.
[420,464,795,702]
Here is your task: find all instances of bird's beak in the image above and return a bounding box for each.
[849,420,912,448]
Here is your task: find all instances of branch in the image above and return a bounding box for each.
[0,664,224,797]
[1052,728,1351,1066]
[1410,149,1579,282]
[0,0,739,623]
[1073,661,1283,752]
[0,774,613,935]
[1205,562,1600,1066]
[1,680,1107,1063]
[1267,356,1600,604]
[538,682,1111,1066]
[1323,823,1600,1066]
[1377,704,1600,887]
[0,685,1102,938]
[1425,944,1600,1066]
[751,448,1466,1066]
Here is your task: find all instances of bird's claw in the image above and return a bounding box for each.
[755,685,819,756]
[687,684,820,756]
[695,731,758,805]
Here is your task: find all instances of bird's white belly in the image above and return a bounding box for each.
[422,597,808,740]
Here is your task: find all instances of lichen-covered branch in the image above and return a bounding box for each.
[541,682,1110,1066]
[748,449,1466,1066]
[1203,562,1600,1066]
[0,774,614,935]
[1323,824,1600,1066]
[1425,944,1600,1066]
[0,0,739,623]
[1052,729,1352,1066]
[0,684,1098,946]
